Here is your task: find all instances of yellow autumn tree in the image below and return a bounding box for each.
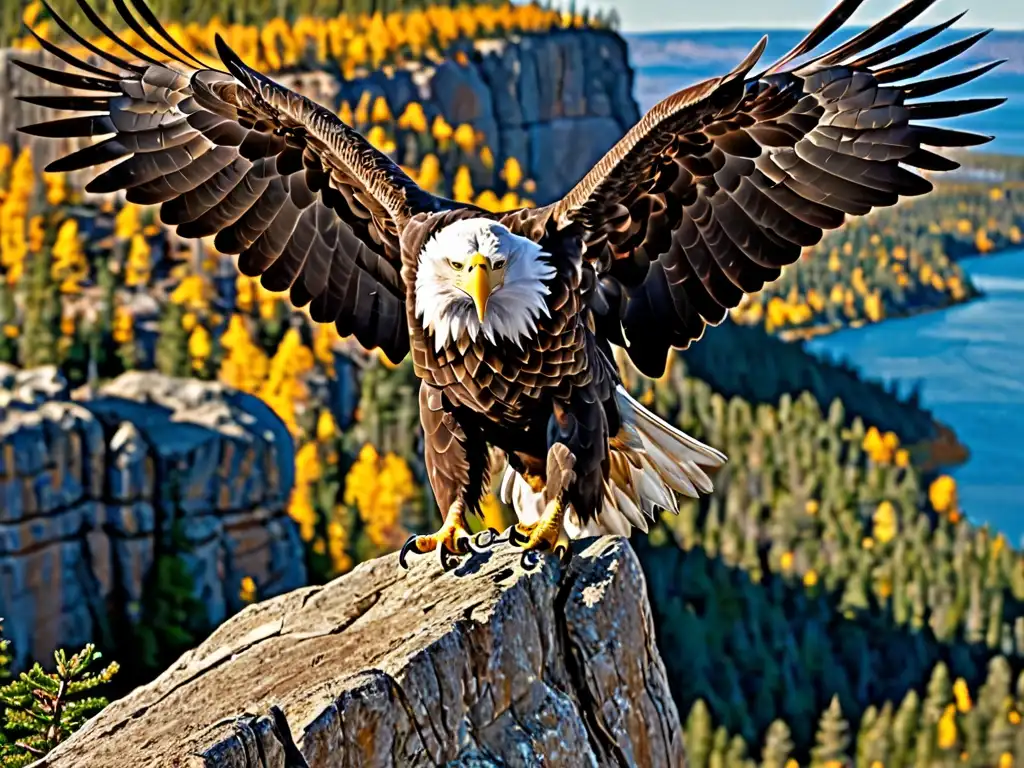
[872,501,897,544]
[0,147,34,286]
[112,304,134,345]
[344,443,414,551]
[258,327,314,435]
[218,314,270,394]
[124,233,151,287]
[397,101,428,133]
[452,165,474,203]
[929,475,959,514]
[501,156,523,190]
[50,218,88,294]
[188,323,212,373]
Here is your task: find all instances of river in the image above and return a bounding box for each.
[806,249,1024,542]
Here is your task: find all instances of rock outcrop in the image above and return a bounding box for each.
[40,536,685,768]
[0,367,305,672]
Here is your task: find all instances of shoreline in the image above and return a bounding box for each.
[772,244,1024,344]
[775,293,977,343]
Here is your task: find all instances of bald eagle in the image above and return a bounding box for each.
[18,0,1001,567]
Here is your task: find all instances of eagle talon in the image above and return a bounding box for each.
[396,501,471,570]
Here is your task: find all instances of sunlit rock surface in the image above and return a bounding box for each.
[42,536,684,768]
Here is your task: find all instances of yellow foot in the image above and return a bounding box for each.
[399,501,472,571]
[508,497,571,566]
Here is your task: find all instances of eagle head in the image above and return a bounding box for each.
[415,218,557,352]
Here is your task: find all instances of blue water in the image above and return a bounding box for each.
[805,250,1024,541]
[625,29,1023,155]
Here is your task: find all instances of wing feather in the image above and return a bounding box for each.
[17,0,458,363]
[546,0,1004,376]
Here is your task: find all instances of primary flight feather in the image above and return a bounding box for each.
[17,0,1003,567]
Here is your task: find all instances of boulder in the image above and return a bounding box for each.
[40,536,685,768]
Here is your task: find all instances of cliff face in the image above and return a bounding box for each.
[0,28,640,206]
[40,535,685,768]
[0,368,306,672]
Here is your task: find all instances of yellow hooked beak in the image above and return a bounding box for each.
[466,253,493,323]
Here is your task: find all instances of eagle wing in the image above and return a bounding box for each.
[17,0,455,363]
[546,0,1005,377]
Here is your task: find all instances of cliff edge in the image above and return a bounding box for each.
[38,535,684,767]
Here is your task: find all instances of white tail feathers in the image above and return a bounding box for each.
[498,385,727,538]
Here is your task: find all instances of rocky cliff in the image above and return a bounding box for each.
[0,28,640,206]
[0,367,306,672]
[39,535,685,768]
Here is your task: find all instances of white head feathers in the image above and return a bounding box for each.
[415,218,557,352]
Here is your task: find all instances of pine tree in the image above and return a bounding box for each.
[761,719,794,768]
[18,217,61,368]
[725,734,751,768]
[811,696,852,768]
[924,663,954,725]
[686,700,714,768]
[155,303,191,378]
[709,726,730,768]
[0,284,17,364]
[94,256,122,379]
[0,643,117,764]
[860,702,893,768]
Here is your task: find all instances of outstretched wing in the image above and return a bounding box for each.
[547,0,1005,377]
[16,0,452,363]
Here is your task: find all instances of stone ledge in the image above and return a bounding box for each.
[40,536,684,768]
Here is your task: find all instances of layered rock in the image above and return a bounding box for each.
[0,367,305,671]
[40,535,684,768]
[337,29,639,205]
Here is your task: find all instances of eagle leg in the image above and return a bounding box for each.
[509,495,572,567]
[398,499,472,571]
[508,442,576,566]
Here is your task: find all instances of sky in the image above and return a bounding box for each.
[581,0,1023,33]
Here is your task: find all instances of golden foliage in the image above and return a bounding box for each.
[929,475,959,514]
[938,703,958,750]
[344,443,414,551]
[50,218,88,294]
[239,576,257,604]
[872,501,897,544]
[452,165,474,203]
[124,234,152,288]
[953,678,972,713]
[187,324,212,370]
[0,147,34,286]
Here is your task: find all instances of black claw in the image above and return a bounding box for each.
[508,525,528,547]
[399,534,420,570]
[554,545,572,566]
[521,549,543,571]
[438,543,462,572]
[468,528,503,554]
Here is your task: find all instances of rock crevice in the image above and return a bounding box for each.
[40,536,685,767]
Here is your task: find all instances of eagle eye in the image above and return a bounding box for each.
[492,258,507,270]
[449,259,464,271]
